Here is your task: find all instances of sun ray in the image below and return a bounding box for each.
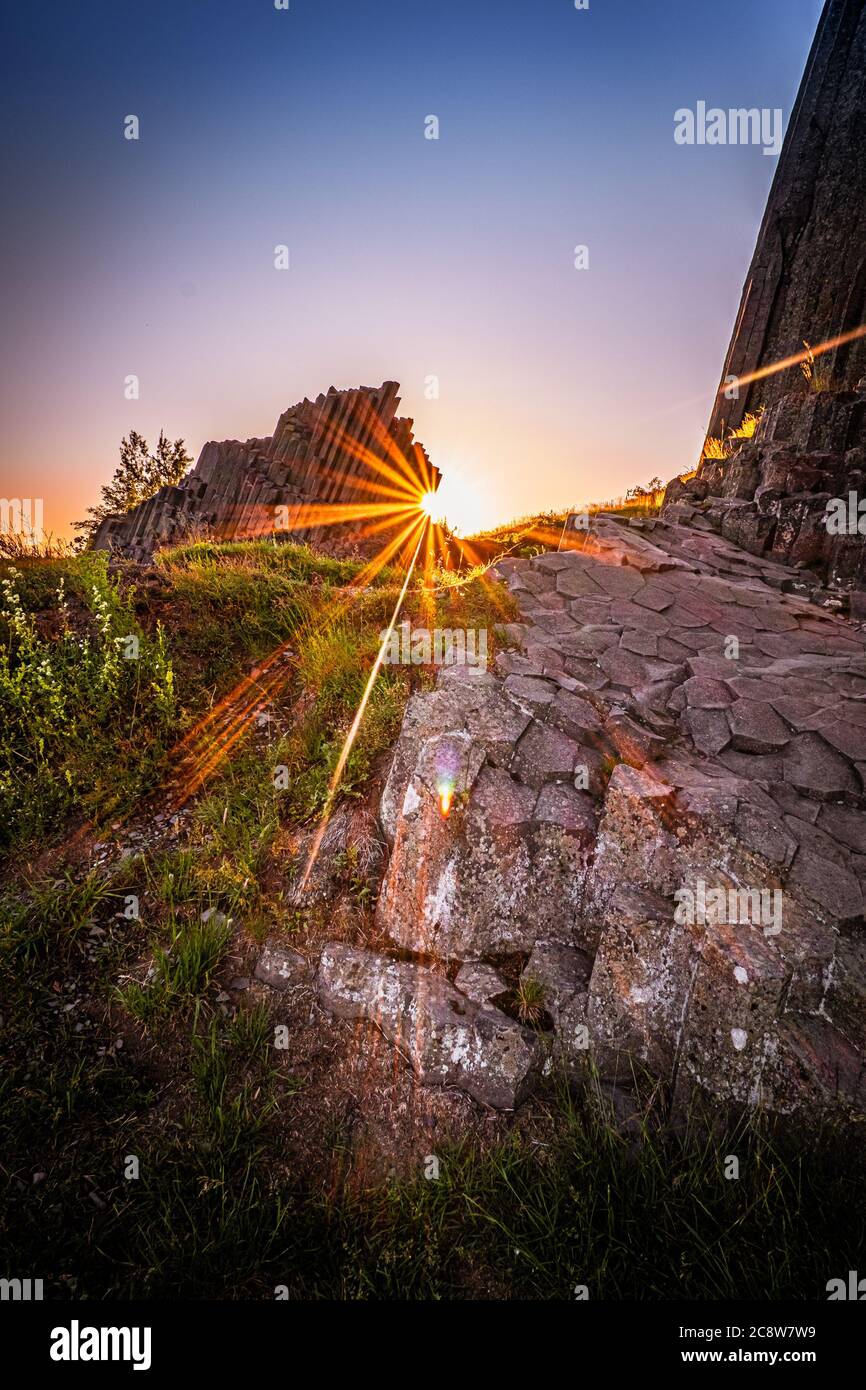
[715,321,866,397]
[298,517,428,892]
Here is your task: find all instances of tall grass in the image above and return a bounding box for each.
[0,553,175,846]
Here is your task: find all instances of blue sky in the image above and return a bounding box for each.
[0,0,825,533]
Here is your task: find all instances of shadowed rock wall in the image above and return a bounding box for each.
[706,0,866,440]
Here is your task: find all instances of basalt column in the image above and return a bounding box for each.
[91,381,440,561]
[706,0,866,441]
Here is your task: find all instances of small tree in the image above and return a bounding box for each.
[75,431,192,548]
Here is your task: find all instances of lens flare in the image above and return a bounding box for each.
[419,491,438,519]
[437,780,454,817]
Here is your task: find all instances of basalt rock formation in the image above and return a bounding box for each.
[351,515,865,1116]
[705,0,866,441]
[665,0,866,600]
[248,1,866,1119]
[664,387,866,605]
[92,381,438,561]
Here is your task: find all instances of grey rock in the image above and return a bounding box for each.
[727,700,792,754]
[522,940,593,1068]
[782,732,859,800]
[502,673,558,714]
[547,688,604,740]
[787,848,863,921]
[318,943,543,1109]
[254,941,311,991]
[533,781,598,835]
[683,676,733,709]
[587,886,689,1081]
[511,721,584,788]
[683,707,732,756]
[454,961,508,1005]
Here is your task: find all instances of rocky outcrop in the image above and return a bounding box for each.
[92,381,438,561]
[664,388,866,597]
[705,0,866,441]
[363,515,866,1117]
[682,0,866,597]
[317,942,543,1109]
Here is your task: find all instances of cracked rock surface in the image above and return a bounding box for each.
[364,513,866,1115]
[317,942,543,1110]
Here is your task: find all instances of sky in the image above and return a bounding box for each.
[0,0,825,537]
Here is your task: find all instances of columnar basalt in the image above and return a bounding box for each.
[665,388,866,601]
[364,516,866,1117]
[92,381,438,560]
[705,0,866,441]
[663,0,866,599]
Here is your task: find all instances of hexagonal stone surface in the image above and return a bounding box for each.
[533,781,598,837]
[589,566,645,600]
[511,722,584,788]
[682,676,733,709]
[547,688,603,740]
[495,651,541,679]
[683,707,732,756]
[621,630,659,656]
[718,748,785,781]
[556,568,604,598]
[599,646,680,689]
[787,848,864,921]
[633,584,676,612]
[503,673,558,714]
[782,733,859,800]
[817,802,866,853]
[532,610,576,634]
[770,694,832,730]
[560,655,609,689]
[532,552,583,575]
[816,718,866,762]
[734,802,797,866]
[726,700,792,754]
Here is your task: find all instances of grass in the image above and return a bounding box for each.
[801,342,833,393]
[3,528,864,1300]
[119,914,233,1021]
[156,536,397,588]
[2,869,122,963]
[1,991,863,1300]
[0,535,458,851]
[515,975,546,1027]
[0,552,175,847]
[2,865,863,1301]
[702,409,765,462]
